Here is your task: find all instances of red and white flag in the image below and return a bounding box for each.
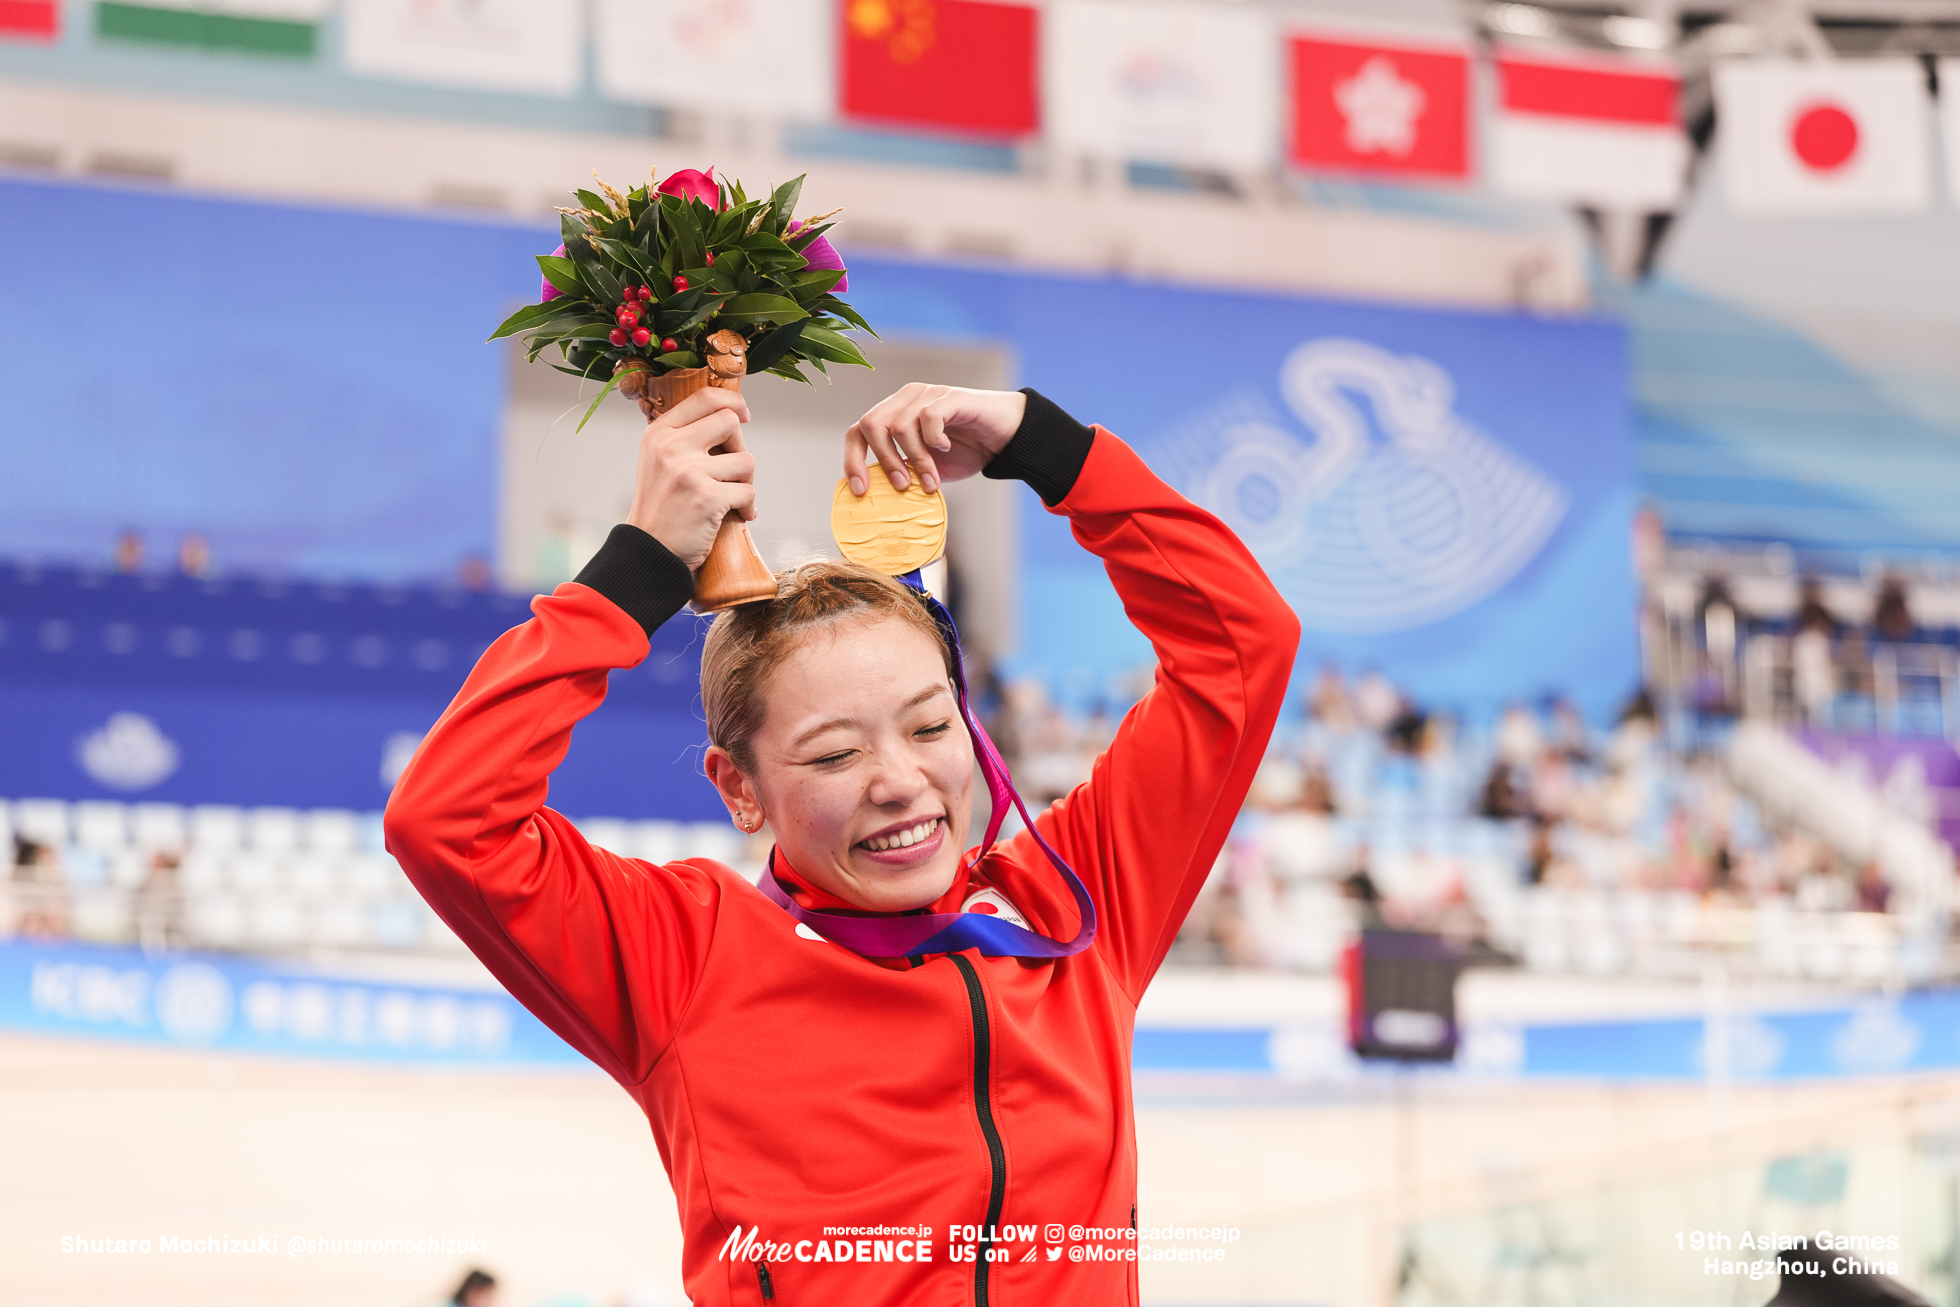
[840,0,1039,138]
[1287,30,1470,180]
[1492,52,1686,207]
[1714,58,1929,214]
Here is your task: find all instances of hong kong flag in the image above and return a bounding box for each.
[0,0,58,40]
[841,0,1039,138]
[1288,32,1470,179]
[1714,58,1929,213]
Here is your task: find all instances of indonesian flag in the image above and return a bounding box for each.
[1714,59,1929,214]
[0,0,58,39]
[1492,52,1686,207]
[841,0,1039,138]
[1287,31,1470,180]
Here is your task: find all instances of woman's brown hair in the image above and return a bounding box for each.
[701,558,952,773]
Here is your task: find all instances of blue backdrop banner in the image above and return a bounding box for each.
[842,257,1639,721]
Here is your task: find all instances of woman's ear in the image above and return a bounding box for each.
[704,746,758,822]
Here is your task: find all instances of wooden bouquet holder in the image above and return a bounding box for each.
[617,329,779,612]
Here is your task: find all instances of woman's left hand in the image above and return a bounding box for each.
[844,384,1026,496]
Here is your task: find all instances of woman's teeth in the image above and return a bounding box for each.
[862,818,941,853]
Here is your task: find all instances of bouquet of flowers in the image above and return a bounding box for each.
[491,167,874,428]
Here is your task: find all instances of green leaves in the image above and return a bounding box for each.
[488,295,585,341]
[744,319,807,374]
[500,171,873,409]
[573,371,622,433]
[717,293,807,325]
[536,255,587,298]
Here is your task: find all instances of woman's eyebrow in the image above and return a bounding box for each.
[789,683,951,749]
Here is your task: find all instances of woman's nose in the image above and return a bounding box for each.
[863,749,927,807]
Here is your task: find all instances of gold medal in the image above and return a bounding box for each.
[831,464,947,576]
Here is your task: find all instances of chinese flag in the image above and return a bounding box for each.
[1289,34,1469,179]
[840,0,1039,138]
[0,0,58,40]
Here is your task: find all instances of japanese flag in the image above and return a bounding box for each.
[1714,59,1929,214]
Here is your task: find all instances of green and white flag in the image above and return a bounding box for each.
[94,0,329,58]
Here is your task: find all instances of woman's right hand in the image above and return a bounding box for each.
[626,388,755,572]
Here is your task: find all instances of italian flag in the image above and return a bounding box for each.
[1490,50,1687,208]
[96,0,327,57]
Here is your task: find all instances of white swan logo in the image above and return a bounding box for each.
[1193,339,1568,633]
[75,712,181,792]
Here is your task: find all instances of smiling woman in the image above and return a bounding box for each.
[384,383,1300,1307]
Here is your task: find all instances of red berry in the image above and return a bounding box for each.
[621,284,639,300]
[661,337,678,352]
[631,327,651,347]
[608,328,627,346]
[638,285,652,301]
[672,274,690,292]
[616,305,639,326]
[706,251,715,266]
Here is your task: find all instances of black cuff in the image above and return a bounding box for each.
[574,524,695,637]
[983,388,1095,507]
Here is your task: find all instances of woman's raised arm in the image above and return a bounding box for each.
[383,388,758,1085]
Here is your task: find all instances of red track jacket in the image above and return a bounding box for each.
[386,399,1299,1306]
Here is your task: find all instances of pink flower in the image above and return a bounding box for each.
[657,167,720,210]
[788,220,848,294]
[540,242,566,302]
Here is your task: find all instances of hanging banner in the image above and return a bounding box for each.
[1492,50,1686,207]
[1287,29,1470,180]
[840,0,1039,138]
[1714,58,1929,214]
[342,0,583,97]
[1045,0,1276,170]
[595,0,831,117]
[95,0,325,57]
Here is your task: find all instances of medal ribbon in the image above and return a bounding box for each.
[757,571,1097,959]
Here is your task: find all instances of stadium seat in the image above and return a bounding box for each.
[130,803,187,852]
[303,809,360,856]
[246,807,302,856]
[72,801,129,853]
[13,798,70,847]
[632,820,684,864]
[189,805,246,853]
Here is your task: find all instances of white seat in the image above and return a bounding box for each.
[72,801,130,853]
[356,811,387,854]
[288,854,335,899]
[312,899,369,948]
[247,895,308,949]
[683,823,744,866]
[108,849,148,889]
[246,807,302,856]
[631,820,683,864]
[131,803,187,852]
[190,805,245,853]
[187,892,247,948]
[69,887,131,943]
[228,853,279,894]
[13,798,70,848]
[303,809,360,856]
[580,818,633,856]
[179,850,227,893]
[343,853,397,897]
[368,898,428,948]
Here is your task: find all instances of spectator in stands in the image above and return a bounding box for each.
[1794,575,1837,636]
[134,850,187,951]
[1698,573,1739,663]
[1479,760,1531,821]
[1353,669,1400,733]
[177,531,212,578]
[12,837,67,938]
[114,529,143,573]
[1307,663,1355,732]
[449,1269,499,1306]
[1855,862,1892,914]
[1874,572,1915,642]
[457,553,493,594]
